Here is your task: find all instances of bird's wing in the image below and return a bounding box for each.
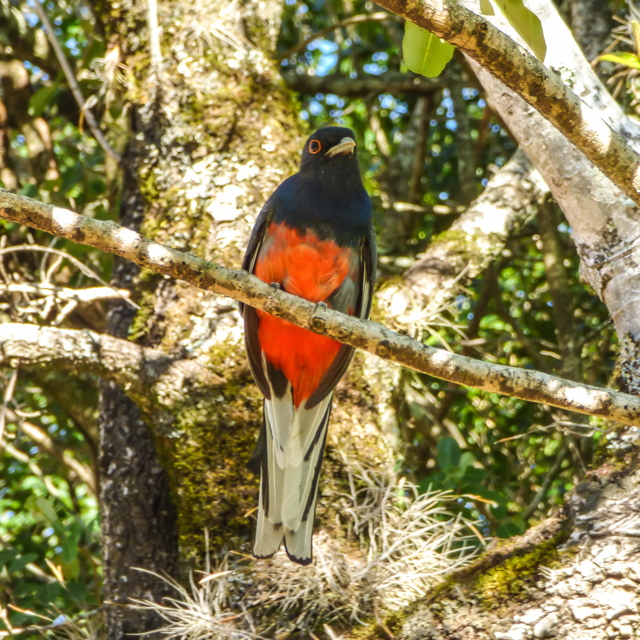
[241,198,275,399]
[305,232,377,409]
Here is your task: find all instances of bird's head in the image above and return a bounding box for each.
[300,126,359,171]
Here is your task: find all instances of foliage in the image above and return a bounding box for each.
[0,0,625,632]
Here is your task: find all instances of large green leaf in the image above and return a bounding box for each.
[403,21,455,78]
[492,0,546,61]
[436,437,461,470]
[598,52,640,71]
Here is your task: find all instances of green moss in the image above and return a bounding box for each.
[475,542,559,605]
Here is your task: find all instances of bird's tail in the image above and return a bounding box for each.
[253,398,332,565]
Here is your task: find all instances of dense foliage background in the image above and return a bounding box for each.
[0,0,628,633]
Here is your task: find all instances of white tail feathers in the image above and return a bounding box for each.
[253,395,332,565]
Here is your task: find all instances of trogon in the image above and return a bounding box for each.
[241,126,376,565]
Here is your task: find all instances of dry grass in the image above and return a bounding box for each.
[132,458,484,638]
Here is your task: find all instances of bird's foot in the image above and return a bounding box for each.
[270,282,282,291]
[314,301,328,313]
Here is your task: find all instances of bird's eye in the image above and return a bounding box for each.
[309,140,321,154]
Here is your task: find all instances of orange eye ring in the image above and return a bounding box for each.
[309,140,322,154]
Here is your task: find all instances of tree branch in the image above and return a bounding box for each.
[283,71,443,96]
[0,322,217,412]
[2,190,640,426]
[373,0,640,206]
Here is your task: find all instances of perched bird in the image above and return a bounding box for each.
[241,126,376,565]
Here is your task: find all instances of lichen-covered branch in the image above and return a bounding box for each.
[0,322,214,412]
[2,190,640,426]
[373,0,640,207]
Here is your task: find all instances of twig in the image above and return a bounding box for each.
[32,0,121,162]
[2,190,640,427]
[0,369,18,447]
[0,244,138,309]
[277,12,398,61]
[148,0,163,79]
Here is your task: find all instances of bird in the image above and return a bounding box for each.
[240,126,376,565]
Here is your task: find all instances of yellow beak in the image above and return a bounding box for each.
[326,137,356,157]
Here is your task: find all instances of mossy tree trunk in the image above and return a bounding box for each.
[95,1,394,637]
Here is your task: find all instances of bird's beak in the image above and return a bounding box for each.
[326,137,356,157]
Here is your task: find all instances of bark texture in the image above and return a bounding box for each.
[459,0,640,394]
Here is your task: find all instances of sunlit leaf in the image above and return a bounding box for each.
[35,496,58,522]
[479,0,495,16]
[493,0,546,61]
[403,21,455,78]
[598,52,640,71]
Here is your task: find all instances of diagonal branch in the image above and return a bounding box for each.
[1,190,640,426]
[372,0,640,207]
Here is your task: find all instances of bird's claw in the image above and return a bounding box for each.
[314,301,328,313]
[270,282,282,291]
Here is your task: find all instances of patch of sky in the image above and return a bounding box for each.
[478,98,486,108]
[372,52,388,62]
[286,0,295,5]
[516,290,525,298]
[481,178,488,186]
[24,60,33,69]
[379,93,395,109]
[430,119,437,126]
[364,62,386,75]
[54,15,62,24]
[439,191,449,200]
[297,3,308,14]
[316,53,337,76]
[47,0,54,9]
[349,71,357,78]
[496,157,504,167]
[491,124,501,132]
[462,87,478,100]
[329,109,343,118]
[25,11,39,26]
[309,99,324,116]
[55,28,63,36]
[468,312,474,320]
[445,119,457,131]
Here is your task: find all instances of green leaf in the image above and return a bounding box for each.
[403,21,455,78]
[35,496,58,522]
[436,437,461,470]
[598,52,640,71]
[8,553,38,574]
[493,0,546,61]
[0,549,19,567]
[61,527,82,563]
[28,79,60,118]
[479,0,495,15]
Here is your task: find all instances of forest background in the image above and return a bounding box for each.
[1,0,640,638]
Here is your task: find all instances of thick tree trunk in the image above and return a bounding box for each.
[95,0,395,635]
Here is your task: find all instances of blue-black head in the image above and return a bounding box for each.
[299,126,360,174]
